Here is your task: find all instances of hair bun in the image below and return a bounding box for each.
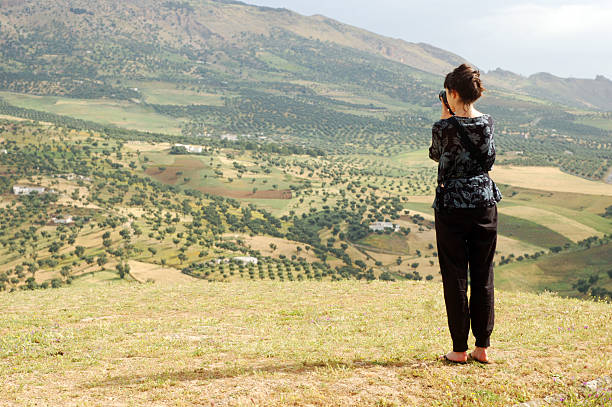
[444,64,486,104]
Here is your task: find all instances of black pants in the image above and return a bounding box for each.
[435,205,497,352]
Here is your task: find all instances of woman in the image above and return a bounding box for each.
[429,64,502,364]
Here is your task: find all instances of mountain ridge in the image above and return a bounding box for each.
[0,0,611,114]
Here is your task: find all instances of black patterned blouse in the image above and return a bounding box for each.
[429,114,502,211]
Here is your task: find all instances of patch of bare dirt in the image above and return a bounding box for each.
[197,187,292,199]
[128,260,197,284]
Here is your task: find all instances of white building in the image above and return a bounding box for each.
[369,222,400,232]
[52,216,73,224]
[232,256,258,265]
[220,134,238,141]
[174,144,203,153]
[13,185,46,195]
[54,173,91,181]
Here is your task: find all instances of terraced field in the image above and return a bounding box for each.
[0,91,185,134]
[491,165,612,196]
[498,205,601,242]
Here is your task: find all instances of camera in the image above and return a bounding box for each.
[439,90,454,115]
[439,90,447,103]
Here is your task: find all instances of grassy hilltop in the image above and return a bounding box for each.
[1,280,611,406]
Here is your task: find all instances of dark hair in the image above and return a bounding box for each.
[443,64,485,104]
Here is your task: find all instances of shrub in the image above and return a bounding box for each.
[379,272,395,281]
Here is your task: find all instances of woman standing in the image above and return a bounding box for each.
[429,64,502,364]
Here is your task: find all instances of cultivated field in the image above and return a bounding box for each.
[490,166,612,196]
[498,206,602,242]
[496,241,612,296]
[133,81,226,106]
[0,91,184,134]
[128,260,197,284]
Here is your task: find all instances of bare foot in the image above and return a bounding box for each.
[440,351,467,363]
[469,346,489,363]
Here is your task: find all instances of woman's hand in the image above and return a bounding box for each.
[439,97,453,120]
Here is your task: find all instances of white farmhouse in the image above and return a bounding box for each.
[220,134,238,141]
[174,143,203,153]
[369,222,400,232]
[232,256,258,265]
[52,216,74,224]
[13,185,46,195]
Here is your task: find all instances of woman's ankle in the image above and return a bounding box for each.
[444,350,468,362]
[471,347,489,360]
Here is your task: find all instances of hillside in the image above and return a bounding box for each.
[0,0,452,108]
[485,69,612,111]
[0,119,611,300]
[496,240,612,297]
[0,0,463,85]
[0,0,610,182]
[1,280,610,406]
[2,0,611,111]
[1,0,612,136]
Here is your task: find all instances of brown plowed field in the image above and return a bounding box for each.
[146,157,206,185]
[197,187,292,199]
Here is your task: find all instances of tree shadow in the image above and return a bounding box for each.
[83,358,430,389]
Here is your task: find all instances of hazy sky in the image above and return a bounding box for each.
[247,0,612,79]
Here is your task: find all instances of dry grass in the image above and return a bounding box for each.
[234,234,319,262]
[128,260,197,284]
[491,166,612,196]
[0,281,610,406]
[16,176,99,209]
[396,210,434,223]
[0,195,15,208]
[0,115,30,122]
[495,235,544,257]
[405,195,435,204]
[123,141,172,153]
[363,233,410,252]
